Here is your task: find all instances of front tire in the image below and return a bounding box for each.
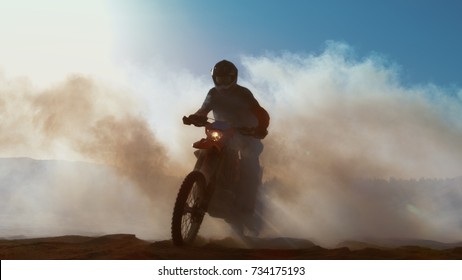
[171,171,207,246]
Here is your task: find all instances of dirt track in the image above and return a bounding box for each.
[1,234,461,260]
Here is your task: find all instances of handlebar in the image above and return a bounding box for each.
[182,115,208,127]
[183,115,257,137]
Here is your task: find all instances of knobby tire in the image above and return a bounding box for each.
[171,171,206,246]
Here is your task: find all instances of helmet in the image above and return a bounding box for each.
[211,60,238,90]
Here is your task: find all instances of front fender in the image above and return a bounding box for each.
[193,148,220,187]
[193,138,222,151]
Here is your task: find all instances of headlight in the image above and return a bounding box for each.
[207,130,223,142]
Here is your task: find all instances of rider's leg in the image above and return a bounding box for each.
[237,139,263,213]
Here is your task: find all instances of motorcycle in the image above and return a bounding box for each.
[171,115,262,246]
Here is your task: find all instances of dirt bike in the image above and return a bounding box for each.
[171,115,262,246]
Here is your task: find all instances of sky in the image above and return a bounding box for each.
[107,0,462,88]
[2,0,461,88]
[1,0,462,243]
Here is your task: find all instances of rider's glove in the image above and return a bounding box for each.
[187,114,208,126]
[253,127,268,139]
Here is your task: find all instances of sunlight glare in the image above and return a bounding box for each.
[0,0,120,88]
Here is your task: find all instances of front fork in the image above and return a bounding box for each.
[192,148,221,207]
[196,148,240,196]
[193,149,219,182]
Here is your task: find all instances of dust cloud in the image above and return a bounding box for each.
[1,42,462,245]
[0,74,176,239]
[243,43,462,246]
[1,75,172,193]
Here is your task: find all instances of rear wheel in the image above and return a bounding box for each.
[171,171,207,246]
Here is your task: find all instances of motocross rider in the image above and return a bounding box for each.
[188,60,270,218]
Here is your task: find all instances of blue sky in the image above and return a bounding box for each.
[1,0,461,89]
[110,0,462,88]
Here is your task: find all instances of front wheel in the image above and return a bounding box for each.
[171,171,207,246]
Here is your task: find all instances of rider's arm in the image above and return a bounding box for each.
[240,87,269,139]
[251,104,269,138]
[251,104,270,131]
[245,88,269,138]
[194,89,214,116]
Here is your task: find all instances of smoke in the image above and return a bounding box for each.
[241,43,462,245]
[0,74,177,239]
[1,42,462,245]
[1,74,173,191]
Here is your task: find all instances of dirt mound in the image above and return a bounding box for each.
[1,234,461,260]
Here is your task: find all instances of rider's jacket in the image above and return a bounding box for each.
[196,85,270,131]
